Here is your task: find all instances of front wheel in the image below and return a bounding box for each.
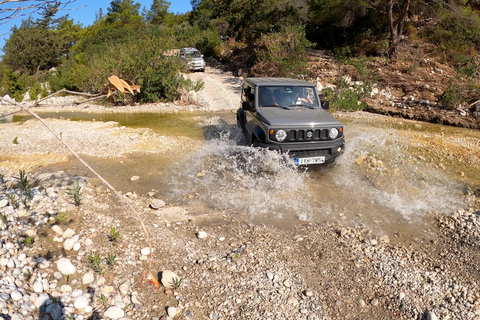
[251,136,259,147]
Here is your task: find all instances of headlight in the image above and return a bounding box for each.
[328,128,339,139]
[275,130,287,142]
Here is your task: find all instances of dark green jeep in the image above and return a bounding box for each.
[236,77,345,165]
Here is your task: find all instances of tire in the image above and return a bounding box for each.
[252,136,259,147]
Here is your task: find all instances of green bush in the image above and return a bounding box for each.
[252,24,313,77]
[322,79,368,112]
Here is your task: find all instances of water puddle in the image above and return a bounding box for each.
[13,111,479,243]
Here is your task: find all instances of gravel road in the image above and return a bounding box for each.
[1,67,480,320]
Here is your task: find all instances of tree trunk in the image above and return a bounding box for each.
[386,0,411,60]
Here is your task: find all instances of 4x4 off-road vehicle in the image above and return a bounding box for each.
[237,78,345,165]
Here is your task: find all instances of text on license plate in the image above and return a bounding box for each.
[296,156,325,165]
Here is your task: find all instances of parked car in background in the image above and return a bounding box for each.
[237,77,345,165]
[179,47,205,72]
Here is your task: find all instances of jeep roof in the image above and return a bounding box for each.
[243,77,314,87]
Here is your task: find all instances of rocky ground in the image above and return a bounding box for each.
[1,65,480,320]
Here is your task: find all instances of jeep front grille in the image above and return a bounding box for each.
[286,129,330,142]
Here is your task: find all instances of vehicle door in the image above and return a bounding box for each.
[242,84,258,135]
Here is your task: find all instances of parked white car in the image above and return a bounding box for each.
[179,47,205,72]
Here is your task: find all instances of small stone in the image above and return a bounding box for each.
[119,281,130,295]
[104,306,125,319]
[149,199,166,210]
[196,231,207,239]
[130,176,140,181]
[63,228,75,238]
[57,258,76,275]
[33,281,43,293]
[82,272,94,285]
[426,311,438,320]
[11,290,22,301]
[51,225,63,236]
[161,270,179,289]
[167,306,177,318]
[164,289,174,296]
[140,247,151,256]
[74,296,89,309]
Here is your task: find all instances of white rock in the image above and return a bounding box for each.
[196,231,208,239]
[34,293,51,308]
[130,176,140,181]
[33,281,43,293]
[104,306,125,319]
[426,311,438,320]
[11,313,24,320]
[51,225,63,236]
[149,199,166,209]
[11,290,22,301]
[0,199,8,208]
[62,228,75,238]
[119,281,130,295]
[63,235,78,251]
[140,247,151,256]
[82,271,94,285]
[167,306,177,318]
[73,242,81,251]
[161,270,179,289]
[74,295,89,309]
[57,258,76,275]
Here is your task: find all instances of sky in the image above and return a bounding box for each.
[0,0,193,53]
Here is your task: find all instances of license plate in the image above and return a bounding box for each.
[296,156,325,165]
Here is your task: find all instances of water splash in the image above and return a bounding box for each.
[166,124,315,220]
[327,125,465,222]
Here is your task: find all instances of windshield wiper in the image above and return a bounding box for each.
[263,104,291,110]
[289,104,316,109]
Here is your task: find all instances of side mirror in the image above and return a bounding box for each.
[321,100,330,110]
[242,101,253,111]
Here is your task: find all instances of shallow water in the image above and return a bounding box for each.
[24,111,480,243]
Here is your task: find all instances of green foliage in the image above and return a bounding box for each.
[322,79,368,112]
[172,277,183,289]
[12,137,19,144]
[23,236,34,247]
[88,252,103,274]
[7,193,18,208]
[0,214,7,226]
[106,253,117,266]
[422,7,480,77]
[97,294,108,306]
[2,4,80,75]
[0,68,27,102]
[29,82,48,100]
[441,79,463,110]
[253,24,313,77]
[109,227,120,243]
[67,181,82,206]
[14,170,33,200]
[54,212,67,224]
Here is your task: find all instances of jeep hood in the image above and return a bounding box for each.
[258,107,342,127]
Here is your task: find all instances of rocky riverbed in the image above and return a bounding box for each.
[1,167,480,320]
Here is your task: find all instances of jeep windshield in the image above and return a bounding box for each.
[258,86,319,108]
[185,51,202,58]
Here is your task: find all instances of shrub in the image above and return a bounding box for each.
[252,24,313,77]
[322,79,368,112]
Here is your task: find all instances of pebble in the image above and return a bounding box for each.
[196,230,208,239]
[57,258,76,275]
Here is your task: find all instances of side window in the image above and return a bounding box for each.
[242,85,255,104]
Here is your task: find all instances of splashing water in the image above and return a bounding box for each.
[166,137,316,220]
[165,118,467,237]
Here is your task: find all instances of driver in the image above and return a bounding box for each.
[292,87,312,105]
